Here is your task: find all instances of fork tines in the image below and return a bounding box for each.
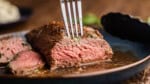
[60,0,83,38]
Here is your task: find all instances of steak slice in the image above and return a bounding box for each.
[26,21,113,70]
[50,38,113,70]
[0,36,31,64]
[9,50,44,76]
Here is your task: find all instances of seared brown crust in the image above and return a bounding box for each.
[83,26,103,38]
[26,21,64,66]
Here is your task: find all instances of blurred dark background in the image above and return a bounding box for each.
[1,0,150,34]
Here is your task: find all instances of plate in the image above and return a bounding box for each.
[0,30,149,84]
[0,7,32,28]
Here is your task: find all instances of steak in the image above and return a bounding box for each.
[0,36,31,64]
[26,21,113,70]
[9,50,44,76]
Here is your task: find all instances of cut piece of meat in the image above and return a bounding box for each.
[9,50,45,76]
[0,36,31,64]
[50,38,113,70]
[26,21,113,70]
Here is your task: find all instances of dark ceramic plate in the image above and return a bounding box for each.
[0,7,32,28]
[0,30,149,84]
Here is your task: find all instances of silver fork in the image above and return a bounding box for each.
[60,0,83,38]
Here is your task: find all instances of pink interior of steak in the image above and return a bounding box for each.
[50,38,113,70]
[0,37,31,63]
[9,50,44,76]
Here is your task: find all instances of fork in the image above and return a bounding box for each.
[60,0,83,38]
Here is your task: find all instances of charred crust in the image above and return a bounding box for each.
[26,21,65,66]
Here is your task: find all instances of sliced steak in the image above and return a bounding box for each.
[51,38,113,70]
[26,21,113,70]
[9,50,44,76]
[0,36,31,64]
